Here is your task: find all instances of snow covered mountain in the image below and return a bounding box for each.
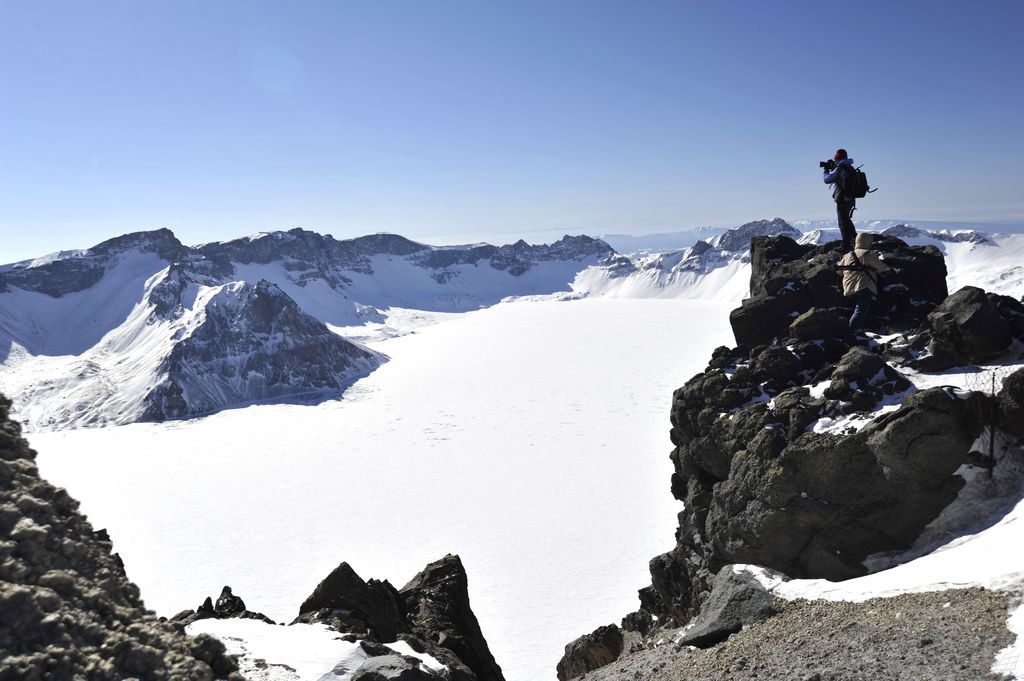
[4,220,1023,431]
[0,229,614,429]
[574,218,804,301]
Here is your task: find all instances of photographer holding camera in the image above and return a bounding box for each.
[822,148,857,251]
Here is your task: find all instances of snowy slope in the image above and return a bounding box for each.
[32,297,739,681]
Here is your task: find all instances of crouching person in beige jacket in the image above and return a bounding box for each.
[837,233,892,330]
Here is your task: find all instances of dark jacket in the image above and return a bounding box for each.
[823,158,855,202]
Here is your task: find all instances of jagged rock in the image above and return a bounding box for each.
[556,624,624,680]
[0,394,242,679]
[171,587,276,627]
[296,562,405,642]
[348,654,438,680]
[927,286,1013,362]
[215,585,246,616]
[294,555,502,681]
[675,567,777,648]
[998,368,1024,439]
[400,555,504,681]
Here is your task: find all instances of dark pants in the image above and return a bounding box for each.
[837,199,857,249]
[849,288,875,330]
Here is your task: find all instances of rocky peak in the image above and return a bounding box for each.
[709,218,800,252]
[88,227,186,259]
[140,278,381,422]
[558,235,1024,678]
[294,554,505,681]
[0,228,185,298]
[345,232,429,256]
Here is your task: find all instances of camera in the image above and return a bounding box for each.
[819,159,836,171]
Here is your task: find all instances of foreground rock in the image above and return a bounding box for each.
[0,394,241,680]
[295,554,505,681]
[559,235,1024,678]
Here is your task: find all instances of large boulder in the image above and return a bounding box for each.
[348,654,438,681]
[927,286,1013,362]
[556,625,624,680]
[675,567,777,648]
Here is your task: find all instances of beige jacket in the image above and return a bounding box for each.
[838,233,891,297]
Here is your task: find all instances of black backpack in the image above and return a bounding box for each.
[844,165,874,199]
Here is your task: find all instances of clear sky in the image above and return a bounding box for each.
[2,0,1022,262]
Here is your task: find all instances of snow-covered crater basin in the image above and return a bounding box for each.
[31,297,737,681]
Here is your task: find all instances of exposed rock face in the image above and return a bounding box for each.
[731,234,947,347]
[0,394,241,680]
[556,625,624,680]
[297,561,405,642]
[295,555,504,681]
[400,555,505,681]
[141,279,381,421]
[926,286,1015,363]
[0,229,186,297]
[558,236,1024,679]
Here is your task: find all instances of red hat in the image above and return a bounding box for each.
[834,148,848,160]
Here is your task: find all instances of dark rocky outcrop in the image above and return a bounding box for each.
[296,561,404,641]
[556,625,624,680]
[0,394,242,679]
[295,555,504,681]
[925,286,1015,363]
[0,229,187,298]
[558,235,1024,679]
[171,586,275,627]
[731,234,947,347]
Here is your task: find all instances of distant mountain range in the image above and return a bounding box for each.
[3,219,1022,430]
[0,229,613,429]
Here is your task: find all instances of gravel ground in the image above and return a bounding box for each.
[574,588,1016,681]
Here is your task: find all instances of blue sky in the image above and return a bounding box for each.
[2,0,1021,261]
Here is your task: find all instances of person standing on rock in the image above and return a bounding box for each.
[823,148,857,250]
[837,232,892,330]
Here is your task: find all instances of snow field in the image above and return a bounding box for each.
[32,298,737,681]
